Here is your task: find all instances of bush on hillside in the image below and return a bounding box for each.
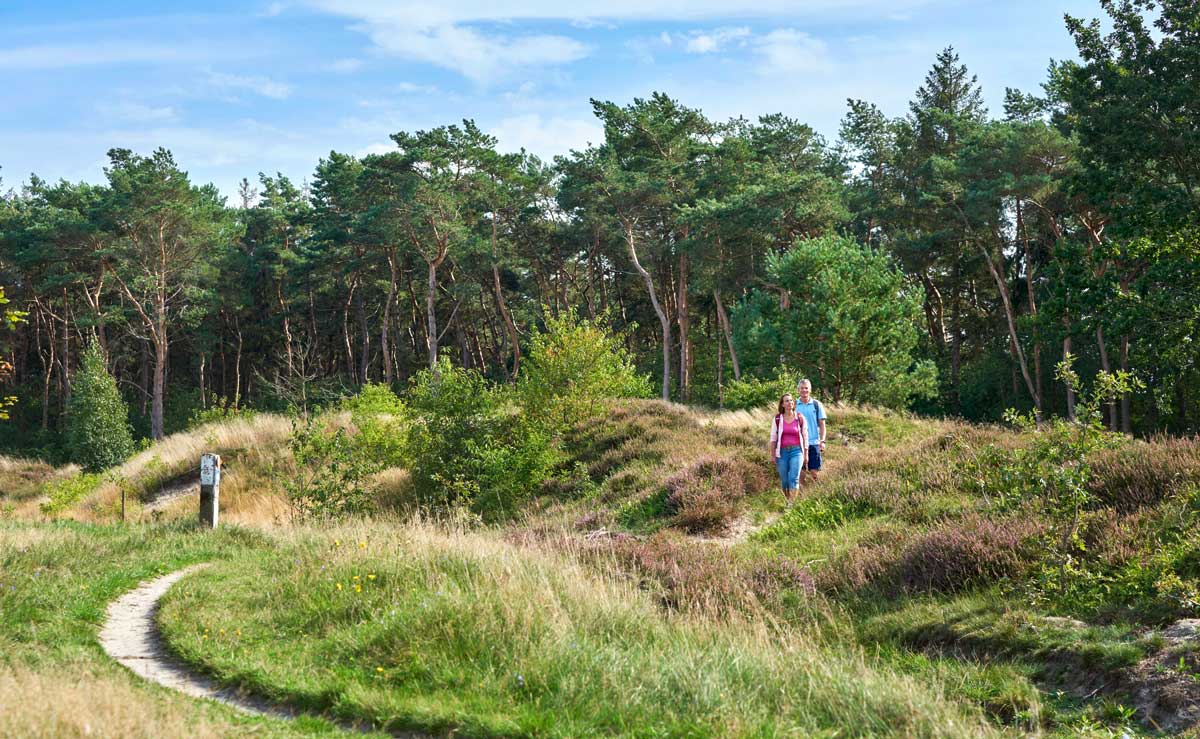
[284,417,377,521]
[64,343,134,472]
[518,309,649,432]
[342,383,406,468]
[406,358,557,519]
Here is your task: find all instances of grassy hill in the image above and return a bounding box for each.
[3,400,1200,736]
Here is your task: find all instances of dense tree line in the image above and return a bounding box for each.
[1,0,1197,451]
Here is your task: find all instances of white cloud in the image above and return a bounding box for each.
[753,29,832,74]
[488,114,602,159]
[394,82,440,94]
[685,26,750,54]
[206,71,294,99]
[351,20,587,83]
[94,101,180,123]
[326,57,364,73]
[0,42,211,69]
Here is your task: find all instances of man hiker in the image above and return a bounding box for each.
[795,378,827,485]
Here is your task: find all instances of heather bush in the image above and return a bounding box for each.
[593,531,817,615]
[817,528,906,593]
[1088,436,1200,512]
[895,514,1044,593]
[664,454,771,533]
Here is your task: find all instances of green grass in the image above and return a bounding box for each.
[0,519,376,737]
[158,520,1007,738]
[5,400,1198,737]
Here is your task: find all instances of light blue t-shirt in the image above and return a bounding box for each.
[795,399,826,445]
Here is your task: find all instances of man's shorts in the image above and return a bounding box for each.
[806,444,823,471]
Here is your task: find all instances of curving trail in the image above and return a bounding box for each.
[99,564,428,737]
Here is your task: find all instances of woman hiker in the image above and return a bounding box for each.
[768,392,808,502]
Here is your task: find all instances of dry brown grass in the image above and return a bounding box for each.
[0,665,234,739]
[69,414,294,523]
[0,456,77,520]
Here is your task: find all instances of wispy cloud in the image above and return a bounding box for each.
[0,41,211,69]
[206,71,293,99]
[685,26,751,54]
[350,21,587,83]
[753,29,832,74]
[326,57,364,73]
[94,101,180,123]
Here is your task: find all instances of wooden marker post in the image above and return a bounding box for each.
[200,453,221,528]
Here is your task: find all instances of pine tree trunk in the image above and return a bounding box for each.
[277,282,295,378]
[151,321,167,441]
[677,251,690,401]
[624,224,671,400]
[382,250,398,386]
[1120,335,1132,434]
[357,284,370,385]
[342,282,356,383]
[1097,325,1117,431]
[1063,333,1076,422]
[713,288,741,381]
[427,260,440,371]
[492,262,520,379]
[980,244,1041,419]
[233,316,243,410]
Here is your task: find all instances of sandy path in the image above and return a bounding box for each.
[99,564,429,737]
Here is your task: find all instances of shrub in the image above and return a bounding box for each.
[895,514,1044,593]
[63,343,134,472]
[342,383,406,468]
[722,371,795,412]
[406,358,557,519]
[518,309,649,433]
[40,472,103,516]
[970,357,1142,592]
[283,417,377,521]
[664,454,772,533]
[1088,436,1200,512]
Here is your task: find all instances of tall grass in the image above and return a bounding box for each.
[160,519,1004,738]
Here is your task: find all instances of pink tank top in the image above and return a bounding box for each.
[779,416,803,448]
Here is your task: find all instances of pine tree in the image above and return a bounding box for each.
[65,342,134,471]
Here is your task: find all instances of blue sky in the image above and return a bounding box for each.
[1,0,1106,199]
